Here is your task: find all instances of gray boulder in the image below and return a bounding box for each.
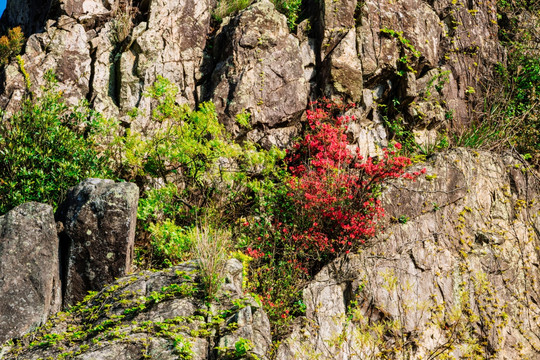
[0,259,271,360]
[0,202,61,343]
[56,178,139,306]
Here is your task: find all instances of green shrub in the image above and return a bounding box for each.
[0,73,109,214]
[273,0,302,30]
[0,27,24,66]
[106,77,284,268]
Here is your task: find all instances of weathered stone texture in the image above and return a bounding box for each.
[278,149,540,359]
[209,0,309,135]
[56,178,139,306]
[0,203,61,343]
[0,260,271,360]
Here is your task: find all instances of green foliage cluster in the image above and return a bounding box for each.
[380,27,421,76]
[273,0,302,30]
[0,26,24,66]
[0,72,109,213]
[104,77,284,269]
[213,0,251,21]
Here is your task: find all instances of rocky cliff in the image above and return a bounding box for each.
[2,150,540,359]
[0,0,504,149]
[1,0,539,359]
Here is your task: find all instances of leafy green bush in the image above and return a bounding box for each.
[0,73,109,214]
[105,77,283,268]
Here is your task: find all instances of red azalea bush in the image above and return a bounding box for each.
[243,99,425,335]
[282,99,425,258]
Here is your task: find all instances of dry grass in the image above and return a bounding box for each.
[191,223,232,299]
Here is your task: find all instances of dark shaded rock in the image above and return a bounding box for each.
[56,178,139,307]
[0,0,53,35]
[0,202,61,343]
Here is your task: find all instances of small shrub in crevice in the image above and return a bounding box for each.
[273,0,302,30]
[191,224,232,300]
[0,26,24,66]
[213,0,251,21]
[213,0,302,31]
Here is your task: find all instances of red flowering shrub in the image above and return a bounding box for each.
[284,100,425,258]
[243,99,424,337]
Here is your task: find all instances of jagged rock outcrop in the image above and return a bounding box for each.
[317,0,363,102]
[0,259,271,360]
[117,0,215,121]
[56,178,139,306]
[0,202,61,344]
[277,148,540,359]
[0,0,505,151]
[208,0,310,145]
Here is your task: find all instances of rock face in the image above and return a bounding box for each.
[277,149,540,359]
[0,202,61,343]
[208,0,309,139]
[56,178,139,307]
[116,0,215,121]
[0,259,271,360]
[0,0,505,150]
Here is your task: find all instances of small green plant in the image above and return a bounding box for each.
[213,0,302,31]
[235,109,252,128]
[0,26,24,66]
[273,0,302,30]
[380,27,421,74]
[16,55,32,91]
[234,337,253,357]
[213,0,251,21]
[111,0,139,44]
[397,215,409,224]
